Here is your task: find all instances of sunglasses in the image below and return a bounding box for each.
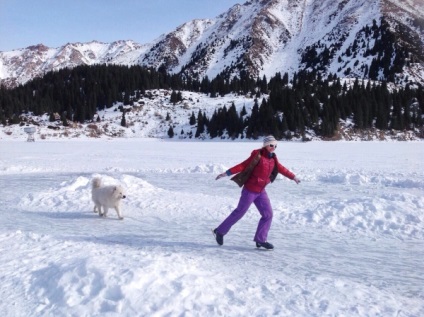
[269,144,277,148]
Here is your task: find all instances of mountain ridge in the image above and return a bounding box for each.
[0,0,423,88]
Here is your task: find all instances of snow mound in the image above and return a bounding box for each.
[155,164,228,174]
[317,171,424,189]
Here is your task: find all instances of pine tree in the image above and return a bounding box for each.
[121,111,126,127]
[189,112,196,125]
[227,103,240,139]
[62,113,69,126]
[240,105,247,117]
[195,110,205,138]
[170,90,178,104]
[208,110,219,139]
[168,126,174,138]
[246,100,260,139]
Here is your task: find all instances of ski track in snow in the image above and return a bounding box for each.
[0,140,423,316]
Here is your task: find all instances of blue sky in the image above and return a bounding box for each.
[0,0,241,51]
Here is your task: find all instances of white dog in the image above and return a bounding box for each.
[91,177,126,220]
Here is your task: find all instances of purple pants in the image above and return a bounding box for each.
[216,188,273,243]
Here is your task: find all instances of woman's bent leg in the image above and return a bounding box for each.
[216,188,258,235]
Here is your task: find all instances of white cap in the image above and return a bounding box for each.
[263,135,277,147]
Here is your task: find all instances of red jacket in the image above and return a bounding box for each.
[227,149,295,193]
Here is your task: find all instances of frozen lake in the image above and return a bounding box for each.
[0,139,423,316]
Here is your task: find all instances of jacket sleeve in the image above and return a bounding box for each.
[227,150,259,176]
[275,156,295,180]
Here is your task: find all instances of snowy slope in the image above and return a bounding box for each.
[263,0,382,78]
[2,89,421,141]
[0,140,423,316]
[0,90,256,140]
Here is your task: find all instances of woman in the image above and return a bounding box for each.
[213,135,300,250]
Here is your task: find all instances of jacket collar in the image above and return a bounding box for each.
[260,148,275,158]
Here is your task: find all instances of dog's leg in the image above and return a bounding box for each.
[115,206,124,220]
[98,205,104,217]
[103,207,108,217]
[93,205,98,213]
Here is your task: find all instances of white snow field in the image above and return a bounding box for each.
[0,139,423,317]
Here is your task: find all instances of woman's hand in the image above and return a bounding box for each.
[216,173,227,180]
[293,176,301,184]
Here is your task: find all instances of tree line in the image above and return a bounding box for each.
[190,72,423,139]
[0,63,423,139]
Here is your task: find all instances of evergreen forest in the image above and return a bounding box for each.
[0,63,423,140]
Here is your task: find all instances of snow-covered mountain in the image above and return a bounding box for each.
[1,0,423,88]
[0,41,150,88]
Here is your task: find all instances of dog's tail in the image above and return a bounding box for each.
[92,177,102,189]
